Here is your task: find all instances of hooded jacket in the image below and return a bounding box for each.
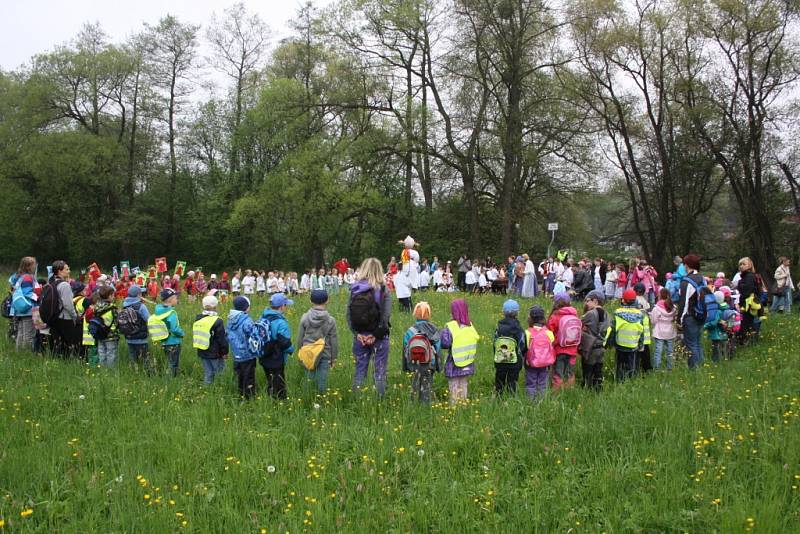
[547,306,580,356]
[493,316,526,370]
[580,307,610,365]
[260,308,293,368]
[650,301,677,340]
[227,310,254,362]
[122,297,150,345]
[403,319,442,372]
[296,307,339,366]
[154,303,184,346]
[346,280,392,338]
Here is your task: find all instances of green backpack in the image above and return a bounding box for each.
[493,336,518,364]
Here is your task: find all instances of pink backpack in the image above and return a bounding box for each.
[556,314,583,347]
[526,327,555,367]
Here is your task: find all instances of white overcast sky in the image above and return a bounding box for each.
[0,0,332,93]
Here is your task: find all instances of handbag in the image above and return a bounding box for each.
[298,338,326,370]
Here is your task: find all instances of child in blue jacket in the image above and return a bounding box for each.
[154,289,184,377]
[402,302,440,404]
[705,291,729,363]
[260,293,294,399]
[228,296,256,399]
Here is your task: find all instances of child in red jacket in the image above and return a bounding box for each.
[547,292,582,389]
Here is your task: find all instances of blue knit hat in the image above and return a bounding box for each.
[233,296,250,311]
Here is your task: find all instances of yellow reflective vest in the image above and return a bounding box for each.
[75,296,95,347]
[193,315,219,350]
[607,307,644,350]
[446,320,480,367]
[148,311,173,342]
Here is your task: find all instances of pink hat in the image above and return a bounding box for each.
[713,278,724,289]
[665,272,673,279]
[719,286,731,297]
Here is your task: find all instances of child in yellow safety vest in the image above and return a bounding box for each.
[605,289,645,383]
[440,299,479,404]
[150,289,184,377]
[74,290,97,365]
[193,295,228,385]
[91,286,119,368]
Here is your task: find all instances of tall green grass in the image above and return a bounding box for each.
[0,291,798,532]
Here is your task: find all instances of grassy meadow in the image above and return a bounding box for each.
[0,290,798,533]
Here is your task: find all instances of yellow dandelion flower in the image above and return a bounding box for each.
[143,494,151,500]
[20,509,33,518]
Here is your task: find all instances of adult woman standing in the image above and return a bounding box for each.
[737,257,759,345]
[771,256,794,314]
[677,254,705,368]
[49,260,80,357]
[8,256,39,351]
[521,254,538,298]
[347,258,392,397]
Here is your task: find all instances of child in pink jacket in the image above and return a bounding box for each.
[650,287,677,370]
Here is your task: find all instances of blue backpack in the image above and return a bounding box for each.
[686,277,718,322]
[247,318,272,358]
[11,279,33,315]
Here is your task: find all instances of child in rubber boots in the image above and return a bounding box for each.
[228,296,256,398]
[524,306,555,399]
[705,291,729,363]
[440,299,479,404]
[152,288,184,377]
[193,295,229,385]
[297,290,339,394]
[493,299,526,396]
[547,292,582,389]
[260,293,294,399]
[402,302,440,403]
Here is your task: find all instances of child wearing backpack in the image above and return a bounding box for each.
[193,295,229,385]
[440,299,479,404]
[150,289,184,377]
[580,290,610,390]
[402,301,440,404]
[296,290,339,394]
[705,291,729,363]
[348,258,392,397]
[493,299,526,396]
[633,283,653,372]
[650,288,677,370]
[9,256,39,352]
[547,292,582,389]
[228,296,256,399]
[259,293,294,399]
[91,286,119,368]
[524,305,555,399]
[121,285,152,374]
[606,289,645,382]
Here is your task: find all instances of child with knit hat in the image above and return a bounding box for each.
[297,289,339,394]
[523,305,554,399]
[193,294,229,385]
[402,301,440,403]
[493,299,526,396]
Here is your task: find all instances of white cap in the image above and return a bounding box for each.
[716,272,725,279]
[202,295,219,309]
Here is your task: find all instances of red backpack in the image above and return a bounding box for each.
[556,314,583,347]
[526,326,555,367]
[405,330,435,365]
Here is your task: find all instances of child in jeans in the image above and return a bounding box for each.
[228,296,256,398]
[524,305,554,398]
[296,289,339,394]
[153,289,184,377]
[193,295,229,384]
[402,301,440,404]
[92,285,119,367]
[650,288,677,370]
[493,299,525,395]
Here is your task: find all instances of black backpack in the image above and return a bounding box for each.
[117,303,148,339]
[39,280,65,326]
[349,286,382,333]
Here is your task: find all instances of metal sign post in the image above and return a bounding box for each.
[547,223,558,258]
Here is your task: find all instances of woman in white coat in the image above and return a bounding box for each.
[521,254,538,298]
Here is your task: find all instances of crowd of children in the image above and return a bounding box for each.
[2,251,781,404]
